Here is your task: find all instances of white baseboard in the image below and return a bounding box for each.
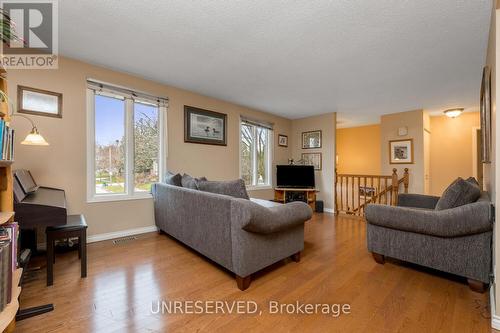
[87,225,158,243]
[323,208,335,214]
[491,284,500,330]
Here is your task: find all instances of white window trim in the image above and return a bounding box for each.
[86,88,166,203]
[239,120,273,191]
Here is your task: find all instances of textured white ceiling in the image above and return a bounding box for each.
[59,1,492,126]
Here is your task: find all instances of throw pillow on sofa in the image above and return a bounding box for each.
[435,177,481,210]
[164,171,182,186]
[181,174,207,189]
[197,179,250,199]
[466,176,480,187]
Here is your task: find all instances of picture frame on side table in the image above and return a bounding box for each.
[389,139,414,164]
[184,105,227,146]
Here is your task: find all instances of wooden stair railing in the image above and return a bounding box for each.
[335,168,409,216]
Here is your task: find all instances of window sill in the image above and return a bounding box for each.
[246,185,273,191]
[87,192,152,203]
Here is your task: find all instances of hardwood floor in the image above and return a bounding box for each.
[15,214,492,332]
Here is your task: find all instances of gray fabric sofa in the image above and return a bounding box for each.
[151,183,313,290]
[365,192,492,292]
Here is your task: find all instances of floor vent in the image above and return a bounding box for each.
[113,236,138,244]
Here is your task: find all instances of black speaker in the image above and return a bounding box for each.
[315,200,324,213]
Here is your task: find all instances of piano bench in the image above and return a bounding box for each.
[46,214,88,286]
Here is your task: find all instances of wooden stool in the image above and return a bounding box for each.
[46,214,87,286]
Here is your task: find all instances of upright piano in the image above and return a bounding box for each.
[13,169,67,252]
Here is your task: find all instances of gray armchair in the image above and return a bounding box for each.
[365,192,492,292]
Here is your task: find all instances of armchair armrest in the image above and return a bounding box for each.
[365,201,492,237]
[240,201,313,234]
[397,193,440,209]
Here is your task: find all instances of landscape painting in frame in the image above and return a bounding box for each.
[184,106,227,146]
[389,139,414,164]
[302,152,322,170]
[302,130,322,149]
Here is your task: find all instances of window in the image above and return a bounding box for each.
[240,118,272,188]
[87,81,167,202]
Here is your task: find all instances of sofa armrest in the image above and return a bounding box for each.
[238,201,313,234]
[365,201,492,237]
[397,193,440,209]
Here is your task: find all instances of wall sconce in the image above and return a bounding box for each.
[444,108,464,118]
[11,114,49,145]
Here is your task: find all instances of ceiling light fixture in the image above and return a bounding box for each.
[443,108,464,118]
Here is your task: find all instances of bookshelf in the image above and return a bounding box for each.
[0,67,19,333]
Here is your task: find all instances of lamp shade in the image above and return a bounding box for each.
[21,127,49,146]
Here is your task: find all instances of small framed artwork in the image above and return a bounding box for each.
[389,139,414,164]
[184,105,227,146]
[302,152,322,170]
[18,85,62,118]
[302,130,322,149]
[278,134,288,147]
[480,66,491,163]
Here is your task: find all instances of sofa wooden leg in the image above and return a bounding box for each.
[236,275,251,291]
[372,252,385,264]
[291,252,301,262]
[467,279,487,293]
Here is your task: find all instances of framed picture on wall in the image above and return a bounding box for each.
[18,85,63,118]
[184,105,227,146]
[480,66,491,163]
[302,152,322,170]
[278,134,288,147]
[302,130,321,149]
[389,139,414,164]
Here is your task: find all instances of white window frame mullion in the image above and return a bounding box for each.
[267,129,273,187]
[125,98,135,196]
[159,105,167,181]
[251,125,258,186]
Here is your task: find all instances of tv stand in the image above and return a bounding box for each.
[274,188,317,211]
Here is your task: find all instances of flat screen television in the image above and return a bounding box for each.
[276,165,315,188]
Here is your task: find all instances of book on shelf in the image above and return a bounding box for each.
[3,223,18,272]
[0,240,11,311]
[0,119,14,161]
[0,222,18,311]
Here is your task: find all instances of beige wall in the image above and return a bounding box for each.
[6,57,293,236]
[486,4,500,316]
[336,124,381,175]
[429,113,480,196]
[380,110,425,194]
[291,113,336,211]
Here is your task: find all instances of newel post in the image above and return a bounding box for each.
[403,168,409,194]
[391,168,398,206]
[334,168,338,215]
